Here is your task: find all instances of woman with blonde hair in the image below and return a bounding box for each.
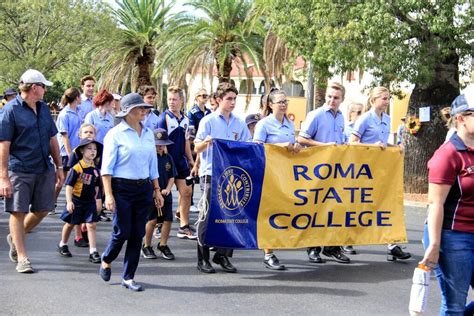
[344,102,364,143]
[349,86,411,261]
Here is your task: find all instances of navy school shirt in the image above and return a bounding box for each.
[187,104,211,132]
[0,95,58,173]
[157,110,190,172]
[65,159,101,203]
[157,152,177,190]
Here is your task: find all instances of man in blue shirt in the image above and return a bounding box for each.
[187,88,211,213]
[139,85,161,130]
[297,82,351,264]
[0,69,64,273]
[194,82,252,274]
[77,75,96,121]
[157,86,196,240]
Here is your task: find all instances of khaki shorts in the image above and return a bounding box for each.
[5,169,56,213]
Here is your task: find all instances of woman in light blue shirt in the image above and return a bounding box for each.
[84,89,114,143]
[343,102,364,143]
[253,89,301,271]
[349,86,411,262]
[99,93,164,292]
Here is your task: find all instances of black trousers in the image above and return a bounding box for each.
[196,175,233,261]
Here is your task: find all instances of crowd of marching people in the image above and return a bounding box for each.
[1,68,473,314]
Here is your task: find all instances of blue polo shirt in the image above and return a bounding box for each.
[0,95,58,173]
[84,108,114,143]
[157,152,177,189]
[143,110,160,131]
[195,110,252,176]
[352,110,391,145]
[344,121,355,143]
[56,105,82,157]
[187,104,211,136]
[101,121,158,180]
[77,94,94,121]
[253,114,295,144]
[157,110,190,173]
[299,105,345,144]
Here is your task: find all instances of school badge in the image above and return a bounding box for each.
[217,166,252,216]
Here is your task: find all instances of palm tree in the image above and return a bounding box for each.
[92,0,172,94]
[155,0,266,89]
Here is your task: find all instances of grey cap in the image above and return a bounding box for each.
[20,69,53,86]
[115,93,153,118]
[450,92,474,115]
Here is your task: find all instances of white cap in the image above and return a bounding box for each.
[20,69,53,86]
[112,93,122,100]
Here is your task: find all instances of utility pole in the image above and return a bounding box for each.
[306,62,314,113]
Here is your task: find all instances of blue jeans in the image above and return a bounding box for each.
[423,225,474,315]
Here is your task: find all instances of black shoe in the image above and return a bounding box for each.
[264,254,286,270]
[323,248,351,264]
[387,246,411,261]
[342,246,357,255]
[307,247,324,263]
[121,279,143,292]
[100,211,111,222]
[157,244,175,260]
[212,254,237,273]
[197,260,216,273]
[74,238,89,248]
[89,251,101,263]
[99,265,111,282]
[142,245,157,259]
[57,244,72,257]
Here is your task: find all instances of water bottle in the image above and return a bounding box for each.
[409,263,431,315]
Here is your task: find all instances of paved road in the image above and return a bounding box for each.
[0,191,472,315]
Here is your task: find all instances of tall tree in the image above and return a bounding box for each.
[0,0,114,93]
[92,0,173,94]
[268,0,473,193]
[155,0,266,89]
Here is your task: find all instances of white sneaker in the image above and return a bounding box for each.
[189,205,199,213]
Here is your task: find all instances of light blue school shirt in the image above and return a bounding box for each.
[344,121,355,143]
[253,114,295,144]
[195,110,252,176]
[101,120,158,180]
[143,110,160,131]
[299,105,345,144]
[352,110,391,146]
[77,94,94,121]
[56,105,81,157]
[84,108,114,144]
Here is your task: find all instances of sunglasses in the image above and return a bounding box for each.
[462,111,474,116]
[198,94,209,98]
[34,82,46,89]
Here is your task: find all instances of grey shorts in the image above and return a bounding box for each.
[5,169,56,213]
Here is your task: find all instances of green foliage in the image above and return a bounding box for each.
[268,0,473,86]
[155,0,267,87]
[0,0,116,100]
[91,0,173,93]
